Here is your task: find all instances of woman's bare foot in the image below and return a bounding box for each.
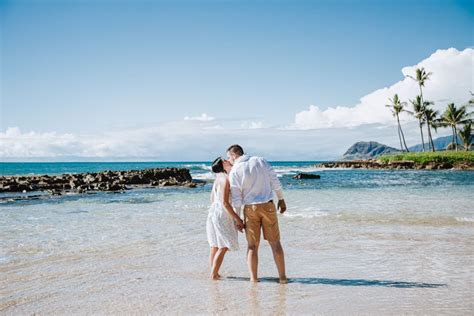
[210,273,220,280]
[250,278,259,283]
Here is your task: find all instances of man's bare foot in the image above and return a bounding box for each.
[250,278,259,283]
[279,278,288,284]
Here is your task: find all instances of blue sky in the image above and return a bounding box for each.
[1,0,473,160]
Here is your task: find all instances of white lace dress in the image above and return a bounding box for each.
[206,173,239,251]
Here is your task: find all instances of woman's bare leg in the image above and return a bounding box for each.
[210,247,228,280]
[210,247,218,270]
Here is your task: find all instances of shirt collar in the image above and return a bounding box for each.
[234,154,249,165]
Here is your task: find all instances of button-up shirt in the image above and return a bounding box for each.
[229,155,284,211]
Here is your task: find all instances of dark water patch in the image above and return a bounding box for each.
[68,210,89,214]
[226,276,447,288]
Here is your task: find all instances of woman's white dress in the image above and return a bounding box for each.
[206,173,239,251]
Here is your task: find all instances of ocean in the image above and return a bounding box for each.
[1,162,473,314]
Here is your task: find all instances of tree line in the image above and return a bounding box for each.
[385,67,473,152]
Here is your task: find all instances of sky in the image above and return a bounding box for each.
[1,0,473,161]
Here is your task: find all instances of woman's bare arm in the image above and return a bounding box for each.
[223,179,244,229]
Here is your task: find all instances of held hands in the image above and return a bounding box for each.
[235,218,245,232]
[277,199,287,214]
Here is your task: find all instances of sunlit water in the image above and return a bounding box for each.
[1,162,473,314]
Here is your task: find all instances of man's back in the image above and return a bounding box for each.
[229,155,283,210]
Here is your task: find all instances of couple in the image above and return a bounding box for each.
[206,144,288,284]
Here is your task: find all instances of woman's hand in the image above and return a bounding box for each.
[235,218,245,232]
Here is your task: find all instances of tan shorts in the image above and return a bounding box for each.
[244,201,280,244]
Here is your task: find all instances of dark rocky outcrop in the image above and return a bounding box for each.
[342,141,400,160]
[293,173,321,179]
[316,160,473,170]
[0,168,195,194]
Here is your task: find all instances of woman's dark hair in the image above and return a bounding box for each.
[211,157,225,173]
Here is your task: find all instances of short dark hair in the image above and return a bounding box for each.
[211,157,225,173]
[227,144,244,156]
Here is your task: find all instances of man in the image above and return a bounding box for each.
[227,144,288,284]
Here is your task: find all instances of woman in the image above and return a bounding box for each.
[207,157,245,280]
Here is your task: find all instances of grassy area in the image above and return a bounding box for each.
[378,151,474,164]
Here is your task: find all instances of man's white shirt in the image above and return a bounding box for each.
[228,155,284,212]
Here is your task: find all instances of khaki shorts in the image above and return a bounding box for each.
[244,201,280,244]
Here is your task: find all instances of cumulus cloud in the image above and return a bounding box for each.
[184,113,215,121]
[0,123,391,161]
[292,48,473,129]
[240,121,264,129]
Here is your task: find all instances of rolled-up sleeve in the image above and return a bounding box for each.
[229,170,243,213]
[262,158,284,200]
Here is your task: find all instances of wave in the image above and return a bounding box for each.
[334,213,474,227]
[191,172,215,181]
[184,164,212,171]
[283,207,330,218]
[455,216,474,223]
[273,165,331,176]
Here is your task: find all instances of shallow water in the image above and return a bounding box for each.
[1,163,473,314]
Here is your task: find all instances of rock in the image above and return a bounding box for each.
[84,174,96,184]
[388,160,415,169]
[129,174,143,184]
[293,173,321,179]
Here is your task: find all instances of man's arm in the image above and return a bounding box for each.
[262,158,286,213]
[262,158,284,200]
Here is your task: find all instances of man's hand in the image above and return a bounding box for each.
[235,218,245,232]
[277,199,287,214]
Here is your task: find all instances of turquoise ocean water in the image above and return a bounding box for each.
[1,161,473,314]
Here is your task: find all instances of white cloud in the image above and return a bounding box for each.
[184,113,215,121]
[292,48,473,129]
[240,121,264,129]
[3,121,444,161]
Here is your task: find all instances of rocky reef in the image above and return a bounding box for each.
[0,168,196,194]
[316,160,473,170]
[293,173,321,179]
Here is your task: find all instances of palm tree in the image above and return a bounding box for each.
[439,103,470,151]
[407,68,432,103]
[386,94,410,152]
[458,122,472,151]
[407,68,433,150]
[410,95,426,151]
[424,106,439,152]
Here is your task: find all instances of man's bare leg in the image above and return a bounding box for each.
[268,240,287,284]
[247,242,259,282]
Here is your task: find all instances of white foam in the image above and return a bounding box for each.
[284,207,330,218]
[273,165,329,176]
[455,217,474,223]
[191,172,215,181]
[184,164,212,171]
